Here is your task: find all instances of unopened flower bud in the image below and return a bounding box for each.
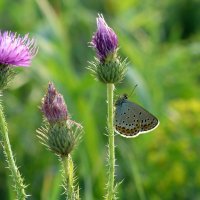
[41,82,68,124]
[38,82,83,157]
[90,14,118,64]
[89,14,127,84]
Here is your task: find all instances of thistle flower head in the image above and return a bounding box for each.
[41,82,68,124]
[0,31,37,67]
[38,82,83,157]
[0,31,38,90]
[90,14,118,63]
[88,14,127,84]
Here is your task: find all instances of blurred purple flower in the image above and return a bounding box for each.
[41,82,68,123]
[90,14,118,63]
[0,31,38,67]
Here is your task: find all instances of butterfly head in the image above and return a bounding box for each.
[115,85,137,106]
[123,94,128,99]
[115,94,128,106]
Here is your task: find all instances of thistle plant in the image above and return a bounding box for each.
[89,14,127,200]
[37,82,82,200]
[0,30,37,199]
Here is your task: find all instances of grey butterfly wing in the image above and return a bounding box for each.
[115,100,159,137]
[115,101,140,137]
[129,101,159,132]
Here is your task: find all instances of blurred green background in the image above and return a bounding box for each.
[0,0,200,199]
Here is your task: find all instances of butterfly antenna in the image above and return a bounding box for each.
[128,84,138,97]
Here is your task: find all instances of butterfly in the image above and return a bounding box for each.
[114,94,159,138]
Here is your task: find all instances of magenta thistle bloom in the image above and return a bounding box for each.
[90,14,118,63]
[41,82,68,124]
[0,31,37,67]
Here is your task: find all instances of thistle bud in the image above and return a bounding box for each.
[41,82,68,124]
[38,83,83,157]
[90,14,118,63]
[89,14,127,84]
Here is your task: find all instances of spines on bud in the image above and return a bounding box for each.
[37,120,82,157]
[88,57,127,84]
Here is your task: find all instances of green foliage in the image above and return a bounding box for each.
[0,0,200,199]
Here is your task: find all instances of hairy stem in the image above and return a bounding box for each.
[62,155,79,200]
[0,103,27,200]
[106,83,115,200]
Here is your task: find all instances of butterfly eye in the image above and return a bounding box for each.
[123,94,128,99]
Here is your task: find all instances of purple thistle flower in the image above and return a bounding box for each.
[90,14,118,63]
[0,31,38,67]
[41,82,68,124]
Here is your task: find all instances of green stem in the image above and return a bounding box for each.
[62,154,78,200]
[106,83,115,200]
[0,104,26,200]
